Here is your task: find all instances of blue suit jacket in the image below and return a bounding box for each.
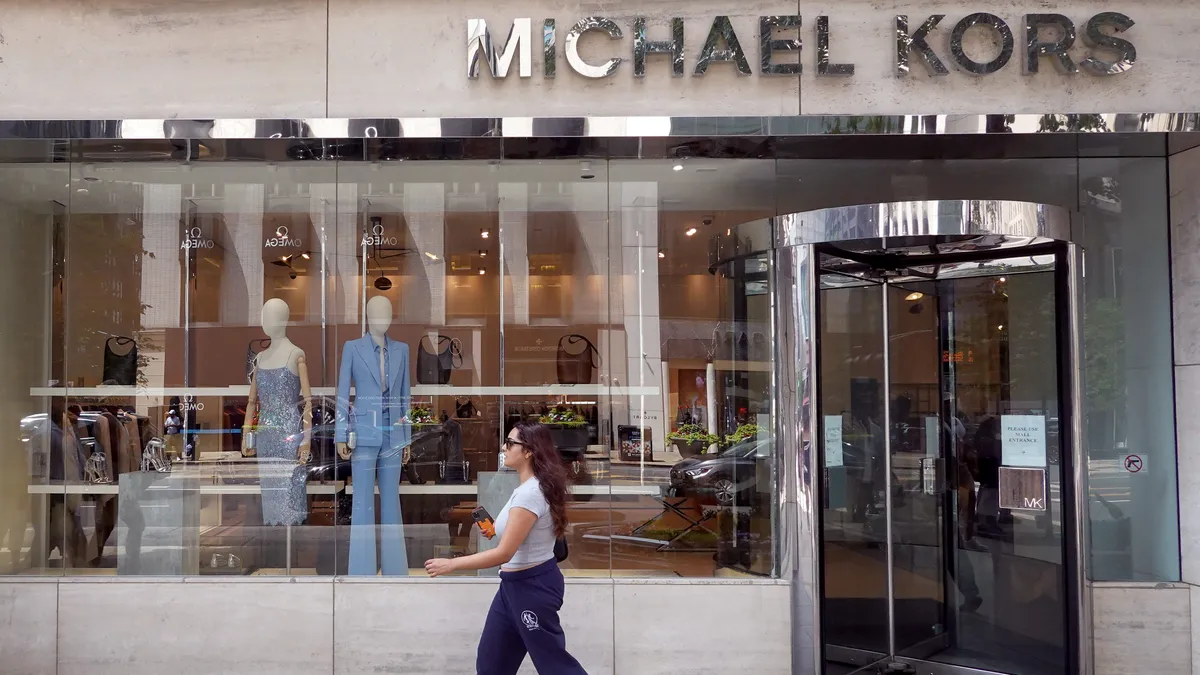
[334,335,411,450]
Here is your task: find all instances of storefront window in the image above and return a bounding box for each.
[0,137,1177,584]
[0,140,780,578]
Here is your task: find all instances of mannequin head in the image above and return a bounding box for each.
[261,298,290,339]
[366,296,393,338]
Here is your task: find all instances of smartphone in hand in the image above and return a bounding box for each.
[471,506,496,540]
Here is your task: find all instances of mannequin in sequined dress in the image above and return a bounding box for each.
[242,298,313,526]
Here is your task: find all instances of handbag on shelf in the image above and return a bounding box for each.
[438,460,470,485]
[455,397,478,418]
[245,339,271,384]
[556,335,599,385]
[102,336,138,386]
[416,336,463,385]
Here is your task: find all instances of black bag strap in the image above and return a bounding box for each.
[449,338,464,368]
[106,336,136,353]
[559,334,599,368]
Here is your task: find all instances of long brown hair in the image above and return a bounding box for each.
[511,420,570,537]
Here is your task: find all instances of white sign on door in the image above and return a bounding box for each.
[1002,415,1047,467]
[824,415,844,468]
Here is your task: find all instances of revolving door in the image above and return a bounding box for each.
[774,201,1087,675]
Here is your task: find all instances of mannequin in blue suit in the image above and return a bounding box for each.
[336,296,412,576]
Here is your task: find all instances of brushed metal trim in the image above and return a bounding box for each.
[0,113,1197,139]
[774,200,1073,248]
[1067,242,1092,675]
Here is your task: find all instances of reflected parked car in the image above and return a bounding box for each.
[669,438,772,506]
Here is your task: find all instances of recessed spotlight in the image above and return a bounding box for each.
[425,252,438,260]
[481,228,490,239]
[478,268,486,275]
[658,250,666,259]
[301,252,311,260]
[997,324,1005,331]
[685,227,697,237]
[479,250,487,257]
[905,292,924,301]
[672,162,683,172]
[999,277,1007,283]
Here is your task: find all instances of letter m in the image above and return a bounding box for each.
[467,19,532,78]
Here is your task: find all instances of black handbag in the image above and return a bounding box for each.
[556,335,598,385]
[416,336,463,385]
[554,536,568,562]
[102,336,138,386]
[455,397,478,418]
[245,339,271,383]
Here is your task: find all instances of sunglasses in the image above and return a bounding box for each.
[502,438,525,449]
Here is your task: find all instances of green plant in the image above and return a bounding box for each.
[540,405,586,427]
[727,423,768,444]
[407,406,437,426]
[667,423,717,444]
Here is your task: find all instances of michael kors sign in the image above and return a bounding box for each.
[467,12,1135,80]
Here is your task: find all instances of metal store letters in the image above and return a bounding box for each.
[468,12,1135,79]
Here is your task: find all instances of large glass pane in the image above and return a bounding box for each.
[817,262,889,671]
[607,154,777,578]
[917,264,1067,675]
[497,156,613,577]
[334,141,504,576]
[62,141,338,575]
[0,141,69,575]
[1080,158,1178,581]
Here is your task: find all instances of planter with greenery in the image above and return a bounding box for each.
[667,423,718,458]
[727,423,768,445]
[540,405,590,451]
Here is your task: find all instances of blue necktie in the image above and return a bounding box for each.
[381,342,389,396]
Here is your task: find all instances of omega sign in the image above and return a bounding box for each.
[265,226,301,248]
[181,227,215,250]
[467,12,1135,80]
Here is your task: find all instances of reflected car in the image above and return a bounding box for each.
[668,438,772,506]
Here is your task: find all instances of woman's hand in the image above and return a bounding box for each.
[425,557,459,577]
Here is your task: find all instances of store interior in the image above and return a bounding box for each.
[0,146,777,578]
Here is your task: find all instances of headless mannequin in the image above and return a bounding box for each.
[337,296,394,460]
[243,298,313,462]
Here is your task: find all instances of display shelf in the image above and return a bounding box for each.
[28,482,344,496]
[27,481,661,497]
[29,384,660,398]
[344,483,662,496]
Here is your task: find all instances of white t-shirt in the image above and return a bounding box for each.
[494,477,557,570]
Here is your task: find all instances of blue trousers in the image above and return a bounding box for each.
[477,560,587,675]
[348,437,408,576]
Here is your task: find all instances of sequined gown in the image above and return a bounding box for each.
[255,367,307,526]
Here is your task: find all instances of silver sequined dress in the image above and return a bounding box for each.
[254,367,307,526]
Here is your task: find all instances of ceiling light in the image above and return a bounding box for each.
[905,292,924,301]
[301,252,311,260]
[481,228,489,239]
[425,252,438,260]
[478,268,486,275]
[685,227,697,236]
[999,277,1007,283]
[658,250,665,259]
[997,324,1005,331]
[479,250,487,257]
[672,162,683,172]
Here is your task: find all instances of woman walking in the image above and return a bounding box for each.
[425,421,587,675]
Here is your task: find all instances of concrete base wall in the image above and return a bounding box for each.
[0,577,792,675]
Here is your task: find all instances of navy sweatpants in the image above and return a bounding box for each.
[476,559,587,675]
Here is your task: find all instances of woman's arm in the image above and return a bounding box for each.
[425,507,538,577]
